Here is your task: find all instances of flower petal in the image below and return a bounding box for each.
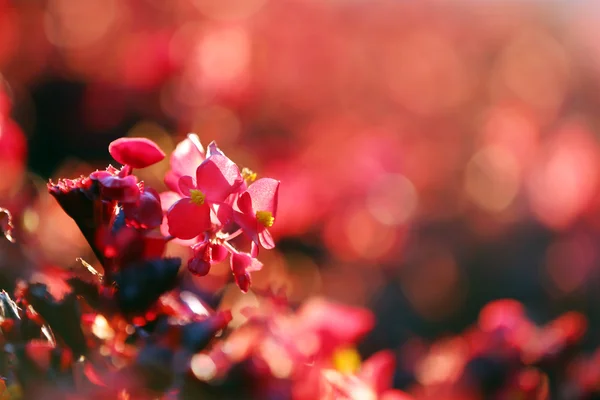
[109,137,166,169]
[358,350,396,395]
[167,198,211,240]
[211,243,228,263]
[258,229,275,250]
[96,174,140,203]
[195,155,243,203]
[246,178,280,217]
[214,203,233,226]
[160,216,197,246]
[234,271,251,293]
[188,255,211,276]
[206,140,225,157]
[233,210,259,246]
[246,256,263,272]
[236,191,254,215]
[159,191,181,212]
[178,175,195,196]
[170,133,205,177]
[235,192,276,250]
[123,188,163,229]
[298,299,375,347]
[230,251,262,291]
[164,171,180,193]
[230,251,252,275]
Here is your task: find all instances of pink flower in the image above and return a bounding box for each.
[161,137,235,242]
[234,178,280,252]
[167,155,243,240]
[108,137,165,169]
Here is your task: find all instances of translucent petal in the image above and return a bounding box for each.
[167,198,211,240]
[109,137,165,169]
[246,178,280,217]
[195,155,243,203]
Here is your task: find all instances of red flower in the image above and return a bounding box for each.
[234,178,280,252]
[167,154,243,240]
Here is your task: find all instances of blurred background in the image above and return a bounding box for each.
[2,0,600,396]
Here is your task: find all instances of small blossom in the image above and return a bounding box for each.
[167,155,243,240]
[108,137,166,169]
[188,254,211,277]
[234,178,280,251]
[230,251,263,292]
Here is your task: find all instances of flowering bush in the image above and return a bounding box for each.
[0,131,595,400]
[0,134,413,399]
[3,1,600,399]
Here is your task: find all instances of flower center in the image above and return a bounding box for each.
[256,210,274,227]
[241,167,257,184]
[190,189,206,205]
[332,347,361,374]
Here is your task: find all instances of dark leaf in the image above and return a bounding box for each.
[181,311,232,353]
[24,284,87,358]
[114,258,181,315]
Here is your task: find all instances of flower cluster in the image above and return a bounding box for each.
[48,134,279,293]
[1,132,597,399]
[203,293,412,400]
[0,134,282,398]
[392,299,586,400]
[161,134,279,292]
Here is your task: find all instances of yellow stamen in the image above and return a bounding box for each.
[332,347,362,374]
[242,167,257,184]
[256,210,274,227]
[190,189,206,205]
